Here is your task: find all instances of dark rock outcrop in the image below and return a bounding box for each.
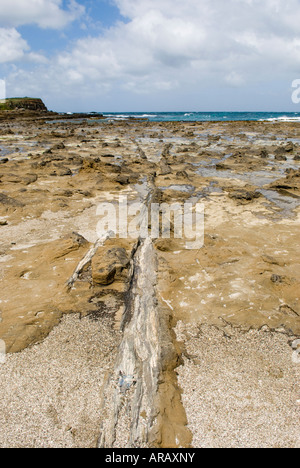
[1,98,48,112]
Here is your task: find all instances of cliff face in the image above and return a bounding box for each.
[0,97,48,112]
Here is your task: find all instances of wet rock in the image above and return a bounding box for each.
[58,167,72,176]
[208,135,220,142]
[52,142,65,150]
[268,168,300,196]
[177,147,190,154]
[60,190,73,198]
[0,193,24,207]
[233,150,245,159]
[158,161,172,176]
[49,155,65,162]
[271,274,284,284]
[284,142,294,153]
[229,189,261,202]
[23,174,38,185]
[103,163,121,174]
[137,147,147,160]
[287,169,300,178]
[76,189,92,197]
[80,159,100,172]
[176,170,189,179]
[68,155,83,165]
[274,143,293,159]
[116,175,130,185]
[260,149,269,159]
[216,163,230,170]
[275,154,287,161]
[162,144,172,158]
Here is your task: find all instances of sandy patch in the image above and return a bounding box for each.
[176,321,300,448]
[0,314,120,448]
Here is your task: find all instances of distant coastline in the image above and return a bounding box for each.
[1,99,300,123]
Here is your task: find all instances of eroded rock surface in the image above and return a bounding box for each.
[0,115,299,448]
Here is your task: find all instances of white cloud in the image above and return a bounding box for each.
[25,52,49,64]
[0,28,29,63]
[225,72,245,87]
[0,0,85,29]
[0,0,84,64]
[50,0,300,88]
[4,0,300,109]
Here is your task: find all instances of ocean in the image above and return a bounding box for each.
[101,111,300,122]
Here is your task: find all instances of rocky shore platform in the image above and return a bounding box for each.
[0,113,299,448]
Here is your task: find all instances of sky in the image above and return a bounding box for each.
[0,0,300,112]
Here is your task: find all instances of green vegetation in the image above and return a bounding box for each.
[0,97,47,112]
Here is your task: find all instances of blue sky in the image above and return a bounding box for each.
[0,0,300,112]
[18,1,124,55]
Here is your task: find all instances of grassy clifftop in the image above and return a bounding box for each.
[0,97,48,112]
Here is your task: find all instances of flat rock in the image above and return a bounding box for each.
[92,247,130,285]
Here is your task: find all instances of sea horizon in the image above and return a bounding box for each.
[80,111,300,123]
